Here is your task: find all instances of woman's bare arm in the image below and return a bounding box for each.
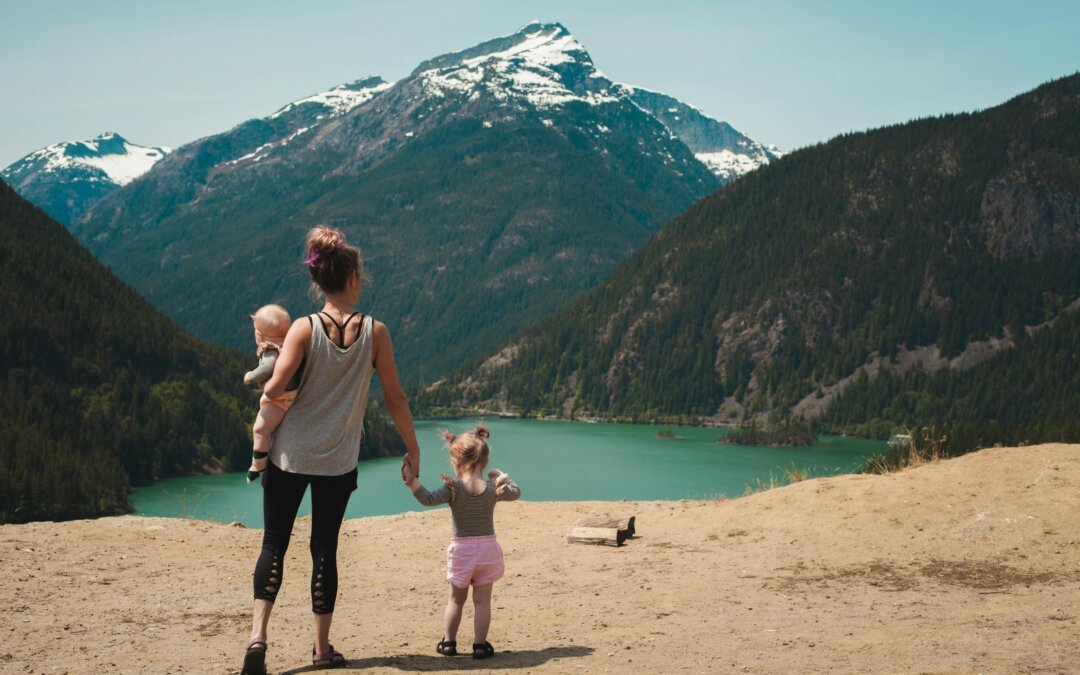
[263,319,311,400]
[372,320,422,476]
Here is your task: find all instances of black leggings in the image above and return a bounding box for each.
[253,460,357,614]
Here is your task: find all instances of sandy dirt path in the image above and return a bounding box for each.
[1,443,1078,673]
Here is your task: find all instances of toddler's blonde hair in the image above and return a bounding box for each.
[251,304,291,339]
[441,424,491,473]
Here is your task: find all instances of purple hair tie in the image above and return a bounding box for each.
[305,251,321,267]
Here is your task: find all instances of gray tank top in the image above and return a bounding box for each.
[269,313,374,476]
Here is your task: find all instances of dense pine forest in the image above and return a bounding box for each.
[414,73,1080,453]
[824,308,1080,452]
[0,182,404,523]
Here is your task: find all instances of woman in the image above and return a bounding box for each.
[241,226,421,674]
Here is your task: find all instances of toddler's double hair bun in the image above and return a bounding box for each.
[440,424,491,472]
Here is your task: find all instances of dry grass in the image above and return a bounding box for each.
[781,462,809,483]
[865,426,947,474]
[743,463,810,495]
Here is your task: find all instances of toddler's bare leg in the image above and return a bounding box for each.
[471,583,493,646]
[443,584,469,642]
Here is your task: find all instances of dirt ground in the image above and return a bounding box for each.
[1,443,1078,674]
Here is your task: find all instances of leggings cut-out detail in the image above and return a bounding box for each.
[252,461,356,613]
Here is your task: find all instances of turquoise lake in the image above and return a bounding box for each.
[130,418,886,527]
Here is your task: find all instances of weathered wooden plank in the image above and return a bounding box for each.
[576,515,636,537]
[566,526,625,547]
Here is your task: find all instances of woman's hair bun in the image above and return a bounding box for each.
[307,226,345,255]
[474,425,490,440]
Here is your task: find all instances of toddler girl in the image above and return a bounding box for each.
[403,425,520,659]
[243,304,301,482]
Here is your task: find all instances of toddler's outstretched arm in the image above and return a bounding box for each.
[403,459,453,506]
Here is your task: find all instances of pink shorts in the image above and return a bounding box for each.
[446,536,504,588]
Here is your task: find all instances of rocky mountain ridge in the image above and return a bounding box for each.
[70,21,775,379]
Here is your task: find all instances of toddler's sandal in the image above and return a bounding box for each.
[472,641,495,659]
[436,639,458,656]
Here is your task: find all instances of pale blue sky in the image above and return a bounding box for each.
[1,0,1077,166]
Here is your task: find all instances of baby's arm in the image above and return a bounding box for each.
[243,350,278,386]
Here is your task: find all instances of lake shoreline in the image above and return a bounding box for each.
[130,418,884,527]
[414,409,746,428]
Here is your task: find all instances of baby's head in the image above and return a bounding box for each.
[251,304,291,343]
[441,425,491,475]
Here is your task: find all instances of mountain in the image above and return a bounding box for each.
[72,21,773,380]
[620,85,782,180]
[0,180,404,523]
[414,73,1080,449]
[1,132,170,225]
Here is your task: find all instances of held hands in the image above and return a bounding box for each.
[401,455,417,485]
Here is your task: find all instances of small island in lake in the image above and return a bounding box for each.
[718,418,817,447]
[655,429,686,440]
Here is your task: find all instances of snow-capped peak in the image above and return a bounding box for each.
[615,84,783,181]
[414,21,590,75]
[3,132,171,187]
[411,21,617,110]
[267,76,393,121]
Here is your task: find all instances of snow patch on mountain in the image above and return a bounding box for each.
[4,132,171,186]
[229,126,312,165]
[268,78,393,120]
[617,83,781,182]
[695,150,765,181]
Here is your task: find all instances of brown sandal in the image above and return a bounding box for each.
[241,639,267,675]
[436,639,458,656]
[312,644,346,669]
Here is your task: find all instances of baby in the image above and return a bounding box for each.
[243,304,301,482]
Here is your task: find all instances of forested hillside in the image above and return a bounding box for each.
[823,306,1080,451]
[0,181,403,523]
[415,73,1080,451]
